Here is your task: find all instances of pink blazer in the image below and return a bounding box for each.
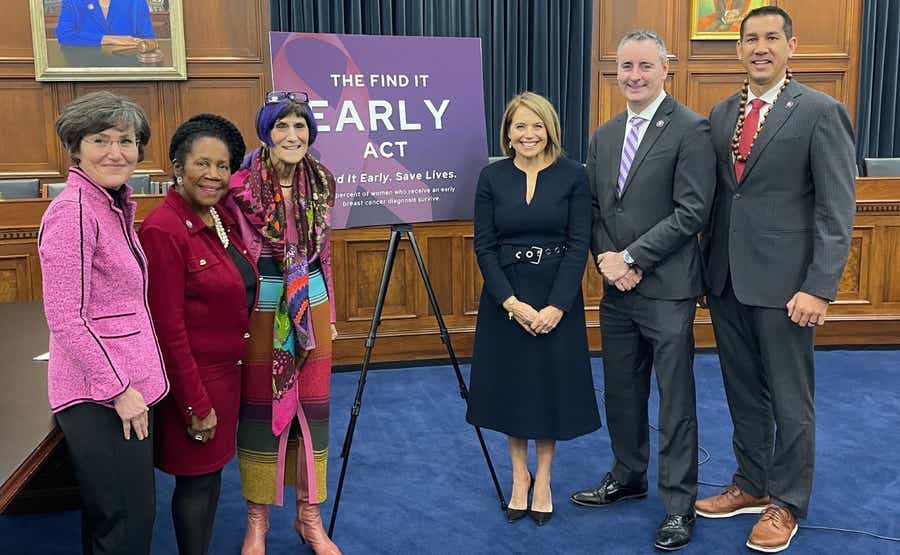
[38,167,169,412]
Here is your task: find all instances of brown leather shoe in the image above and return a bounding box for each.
[746,505,798,552]
[695,484,770,518]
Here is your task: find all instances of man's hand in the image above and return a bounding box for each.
[598,251,632,282]
[611,267,643,291]
[530,306,564,335]
[786,291,829,327]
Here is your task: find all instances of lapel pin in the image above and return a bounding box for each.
[656,120,666,128]
[786,101,794,109]
[185,220,193,228]
[87,3,95,8]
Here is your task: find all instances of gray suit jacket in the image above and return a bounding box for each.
[587,95,716,301]
[704,80,856,307]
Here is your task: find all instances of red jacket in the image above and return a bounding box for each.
[139,189,258,475]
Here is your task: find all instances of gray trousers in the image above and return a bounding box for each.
[709,279,816,518]
[600,290,699,515]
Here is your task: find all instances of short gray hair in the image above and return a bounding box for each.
[617,30,669,66]
[55,91,151,163]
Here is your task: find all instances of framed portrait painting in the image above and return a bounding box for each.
[28,0,186,81]
[690,0,774,40]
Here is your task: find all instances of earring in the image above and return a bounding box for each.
[508,142,513,149]
[176,176,183,186]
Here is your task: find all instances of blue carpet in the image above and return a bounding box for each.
[2,350,899,554]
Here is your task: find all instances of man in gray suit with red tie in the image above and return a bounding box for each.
[695,6,856,553]
[570,30,715,551]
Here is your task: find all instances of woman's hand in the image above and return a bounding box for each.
[530,306,564,335]
[331,323,339,341]
[503,297,540,336]
[187,408,218,444]
[113,386,149,441]
[101,35,141,47]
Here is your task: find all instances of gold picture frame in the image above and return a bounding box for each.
[28,0,186,81]
[690,0,773,40]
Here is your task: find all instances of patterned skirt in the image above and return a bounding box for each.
[237,263,332,505]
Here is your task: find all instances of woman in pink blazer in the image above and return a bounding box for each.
[38,91,169,555]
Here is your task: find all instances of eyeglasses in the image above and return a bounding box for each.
[82,135,139,151]
[265,91,309,105]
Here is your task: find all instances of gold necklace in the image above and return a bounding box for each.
[731,68,792,163]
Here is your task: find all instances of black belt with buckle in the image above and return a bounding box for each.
[501,244,568,266]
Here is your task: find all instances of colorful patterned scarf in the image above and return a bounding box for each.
[231,147,335,411]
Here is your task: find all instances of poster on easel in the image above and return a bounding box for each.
[269,32,489,229]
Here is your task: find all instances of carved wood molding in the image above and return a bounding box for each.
[857,202,900,213]
[0,229,39,241]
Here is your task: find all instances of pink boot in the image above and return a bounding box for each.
[241,501,269,555]
[296,454,341,555]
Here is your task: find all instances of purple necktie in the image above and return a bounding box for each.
[618,116,646,197]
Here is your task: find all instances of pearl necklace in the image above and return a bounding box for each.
[731,68,792,163]
[208,206,229,249]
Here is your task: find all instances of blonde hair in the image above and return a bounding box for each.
[499,92,563,162]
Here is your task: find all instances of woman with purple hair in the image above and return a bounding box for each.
[224,91,340,555]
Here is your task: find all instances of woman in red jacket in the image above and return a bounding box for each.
[139,114,253,555]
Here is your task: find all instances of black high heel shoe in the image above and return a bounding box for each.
[506,471,534,523]
[529,483,553,526]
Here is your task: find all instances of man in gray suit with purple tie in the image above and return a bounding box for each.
[569,30,715,551]
[695,6,855,553]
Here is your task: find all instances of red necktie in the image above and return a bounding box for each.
[734,98,766,181]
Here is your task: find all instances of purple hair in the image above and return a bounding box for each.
[254,99,318,148]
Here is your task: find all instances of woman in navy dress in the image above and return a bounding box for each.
[466,92,600,526]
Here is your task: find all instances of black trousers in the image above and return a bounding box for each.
[55,402,156,555]
[172,471,222,555]
[709,279,815,518]
[600,290,698,515]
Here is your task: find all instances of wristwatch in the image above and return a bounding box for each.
[622,249,636,266]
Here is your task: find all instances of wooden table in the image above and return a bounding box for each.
[46,38,174,68]
[0,302,61,513]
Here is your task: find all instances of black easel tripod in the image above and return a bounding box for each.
[327,223,506,536]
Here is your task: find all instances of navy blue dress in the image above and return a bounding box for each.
[466,157,601,440]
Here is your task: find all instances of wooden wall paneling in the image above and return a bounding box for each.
[582,260,603,313]
[462,234,481,316]
[689,39,740,61]
[0,255,32,302]
[182,0,264,61]
[881,226,900,305]
[177,77,265,152]
[0,81,61,178]
[344,237,418,322]
[789,71,844,102]
[835,226,873,305]
[780,0,854,58]
[72,83,168,176]
[0,1,35,63]
[424,235,454,318]
[686,71,745,118]
[597,1,678,61]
